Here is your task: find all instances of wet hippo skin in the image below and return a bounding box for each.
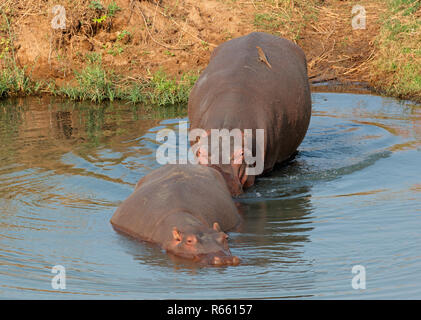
[188,32,312,195]
[110,164,241,266]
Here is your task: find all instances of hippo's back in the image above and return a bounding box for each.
[188,32,312,170]
[110,164,241,242]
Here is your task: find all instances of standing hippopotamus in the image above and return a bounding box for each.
[188,32,312,195]
[110,164,241,266]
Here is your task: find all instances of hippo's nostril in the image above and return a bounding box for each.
[210,255,240,266]
[212,256,222,265]
[232,256,240,266]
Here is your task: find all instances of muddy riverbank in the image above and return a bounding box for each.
[0,0,420,103]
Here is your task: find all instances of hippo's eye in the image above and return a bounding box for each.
[185,235,197,245]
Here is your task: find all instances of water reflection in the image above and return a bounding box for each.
[238,193,314,261]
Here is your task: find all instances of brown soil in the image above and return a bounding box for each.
[0,0,405,94]
[300,1,385,84]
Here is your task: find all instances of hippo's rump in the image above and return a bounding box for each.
[188,32,312,170]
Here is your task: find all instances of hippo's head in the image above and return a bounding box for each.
[165,222,240,266]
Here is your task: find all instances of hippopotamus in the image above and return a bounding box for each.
[188,32,312,195]
[110,164,241,266]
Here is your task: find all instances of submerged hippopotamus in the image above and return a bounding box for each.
[110,164,241,266]
[188,32,312,195]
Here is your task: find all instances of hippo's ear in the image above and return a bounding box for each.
[172,227,182,241]
[213,222,221,232]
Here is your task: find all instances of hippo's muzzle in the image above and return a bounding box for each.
[197,251,241,266]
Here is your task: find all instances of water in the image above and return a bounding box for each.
[0,93,420,299]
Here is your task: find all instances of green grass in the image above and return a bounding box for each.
[107,1,121,17]
[390,0,421,15]
[89,0,121,23]
[1,49,197,105]
[144,70,198,106]
[0,13,43,98]
[0,63,39,98]
[254,13,281,32]
[372,0,421,101]
[105,30,131,56]
[59,57,198,106]
[120,70,198,106]
[89,1,105,11]
[60,62,120,103]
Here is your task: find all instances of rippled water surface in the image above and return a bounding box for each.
[0,93,420,299]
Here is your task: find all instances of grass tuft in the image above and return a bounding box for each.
[60,62,120,103]
[370,0,421,101]
[60,57,198,106]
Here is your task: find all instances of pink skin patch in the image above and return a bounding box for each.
[193,130,256,194]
